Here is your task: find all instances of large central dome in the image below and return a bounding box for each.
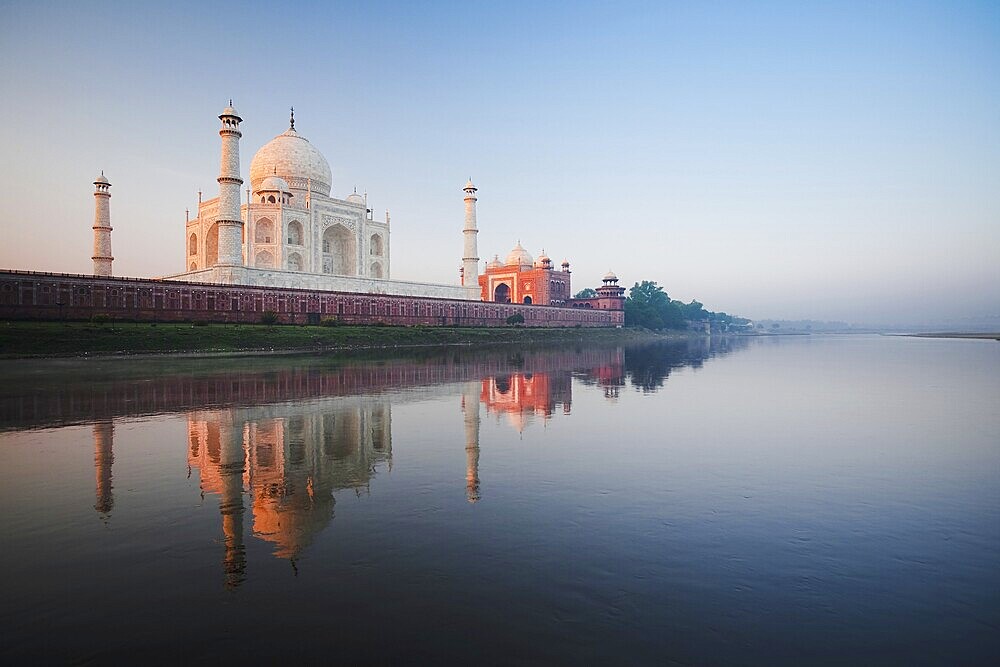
[249,127,332,197]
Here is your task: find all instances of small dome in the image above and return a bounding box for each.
[487,255,502,270]
[603,270,618,282]
[346,190,364,206]
[220,105,241,119]
[464,178,477,191]
[505,242,533,269]
[537,250,552,267]
[258,175,289,192]
[94,173,109,185]
[561,259,570,267]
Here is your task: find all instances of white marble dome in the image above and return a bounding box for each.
[346,190,365,206]
[603,270,618,282]
[505,242,533,268]
[250,128,332,197]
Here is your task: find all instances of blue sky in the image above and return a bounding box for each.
[1,0,997,325]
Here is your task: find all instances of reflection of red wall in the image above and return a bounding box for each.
[480,372,574,431]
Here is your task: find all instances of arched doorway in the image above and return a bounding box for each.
[523,296,532,304]
[493,283,510,303]
[206,223,219,266]
[322,224,357,275]
[254,249,274,268]
[287,220,303,246]
[254,217,274,244]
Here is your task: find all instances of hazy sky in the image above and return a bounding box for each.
[1,0,997,325]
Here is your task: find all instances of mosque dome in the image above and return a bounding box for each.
[250,127,332,197]
[603,270,618,282]
[537,250,552,267]
[505,242,533,268]
[487,255,503,270]
[94,173,109,185]
[258,175,290,192]
[346,190,365,206]
[220,105,241,119]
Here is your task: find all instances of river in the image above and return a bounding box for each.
[1,335,997,664]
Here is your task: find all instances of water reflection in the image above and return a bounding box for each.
[186,400,392,587]
[7,339,746,588]
[620,335,749,393]
[93,420,114,518]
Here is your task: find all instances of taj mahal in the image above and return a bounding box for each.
[160,103,480,301]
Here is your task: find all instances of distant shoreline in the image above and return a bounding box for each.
[900,332,1000,341]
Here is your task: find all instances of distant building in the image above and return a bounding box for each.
[478,244,573,305]
[568,271,626,311]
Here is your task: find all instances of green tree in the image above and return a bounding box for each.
[625,281,685,330]
[574,288,597,299]
[680,299,707,321]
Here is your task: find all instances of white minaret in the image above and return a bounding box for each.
[92,172,113,276]
[215,102,244,267]
[462,382,481,503]
[462,179,479,287]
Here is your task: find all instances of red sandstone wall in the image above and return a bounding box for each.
[0,270,624,328]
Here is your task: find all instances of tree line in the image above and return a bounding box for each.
[617,280,749,331]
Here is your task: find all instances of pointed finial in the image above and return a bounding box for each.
[229,98,232,106]
[101,170,104,176]
[289,106,295,130]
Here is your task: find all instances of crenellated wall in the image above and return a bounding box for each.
[0,269,624,327]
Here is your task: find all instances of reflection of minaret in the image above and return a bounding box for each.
[216,421,247,590]
[462,382,481,503]
[93,420,114,516]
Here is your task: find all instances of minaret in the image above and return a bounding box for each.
[462,382,481,503]
[215,102,244,267]
[92,173,113,276]
[93,420,114,516]
[462,179,479,287]
[218,420,247,590]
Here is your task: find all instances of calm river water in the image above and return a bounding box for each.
[1,335,998,664]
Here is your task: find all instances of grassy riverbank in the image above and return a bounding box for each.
[0,321,671,358]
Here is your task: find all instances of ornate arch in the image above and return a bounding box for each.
[322,223,357,275]
[255,249,275,268]
[287,220,304,246]
[255,217,274,244]
[206,223,220,266]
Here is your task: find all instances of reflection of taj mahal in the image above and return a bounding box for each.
[81,348,626,588]
[186,398,392,588]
